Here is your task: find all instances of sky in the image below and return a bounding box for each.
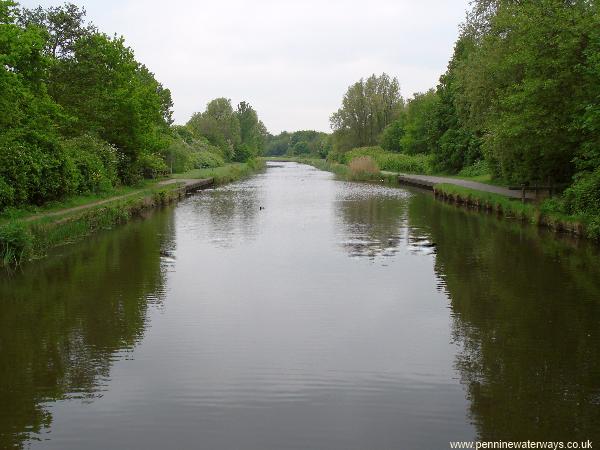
[21,0,471,134]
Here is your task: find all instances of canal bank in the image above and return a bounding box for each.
[0,160,265,267]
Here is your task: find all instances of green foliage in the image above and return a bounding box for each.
[398,90,439,155]
[380,119,405,153]
[458,159,489,178]
[265,130,330,157]
[187,98,240,160]
[161,138,195,174]
[195,150,225,169]
[61,134,119,193]
[0,220,33,265]
[49,32,173,178]
[330,73,403,152]
[135,152,167,179]
[563,168,600,219]
[235,101,266,159]
[455,0,597,184]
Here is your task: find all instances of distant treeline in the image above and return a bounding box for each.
[264,130,331,158]
[327,0,600,233]
[0,1,266,211]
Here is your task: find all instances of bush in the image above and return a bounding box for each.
[233,143,256,162]
[135,153,168,179]
[0,137,78,208]
[0,177,15,210]
[377,153,434,174]
[195,151,225,169]
[161,139,196,174]
[342,146,387,164]
[61,135,119,193]
[458,159,490,178]
[563,168,600,217]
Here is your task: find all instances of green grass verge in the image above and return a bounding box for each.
[0,179,164,224]
[434,183,592,238]
[0,183,183,268]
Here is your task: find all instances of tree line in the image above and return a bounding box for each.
[264,130,330,158]
[0,1,266,212]
[327,0,599,229]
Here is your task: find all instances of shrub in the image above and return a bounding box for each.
[135,152,168,179]
[342,146,387,164]
[161,139,196,174]
[458,159,490,178]
[61,135,119,193]
[377,152,434,174]
[195,151,225,169]
[0,177,15,210]
[233,143,256,162]
[563,168,600,217]
[0,137,78,208]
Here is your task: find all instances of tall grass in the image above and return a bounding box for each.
[348,156,380,180]
[0,222,33,266]
[340,146,434,174]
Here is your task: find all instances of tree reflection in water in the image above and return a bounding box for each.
[0,208,175,449]
[408,194,600,442]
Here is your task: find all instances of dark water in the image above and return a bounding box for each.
[1,162,599,449]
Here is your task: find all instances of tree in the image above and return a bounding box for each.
[455,0,596,183]
[235,101,265,159]
[399,90,439,155]
[380,116,406,153]
[330,73,403,152]
[187,98,241,160]
[49,32,173,180]
[430,36,482,173]
[0,0,75,207]
[18,2,95,59]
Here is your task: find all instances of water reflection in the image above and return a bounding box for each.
[0,208,175,448]
[334,183,409,258]
[181,178,261,248]
[408,195,600,442]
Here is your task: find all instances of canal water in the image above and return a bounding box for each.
[1,162,599,449]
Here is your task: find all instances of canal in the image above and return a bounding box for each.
[1,162,599,449]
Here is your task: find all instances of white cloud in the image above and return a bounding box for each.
[20,0,470,133]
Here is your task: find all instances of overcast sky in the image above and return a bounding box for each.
[21,0,470,134]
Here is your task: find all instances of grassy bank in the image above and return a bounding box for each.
[0,160,265,268]
[433,184,594,239]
